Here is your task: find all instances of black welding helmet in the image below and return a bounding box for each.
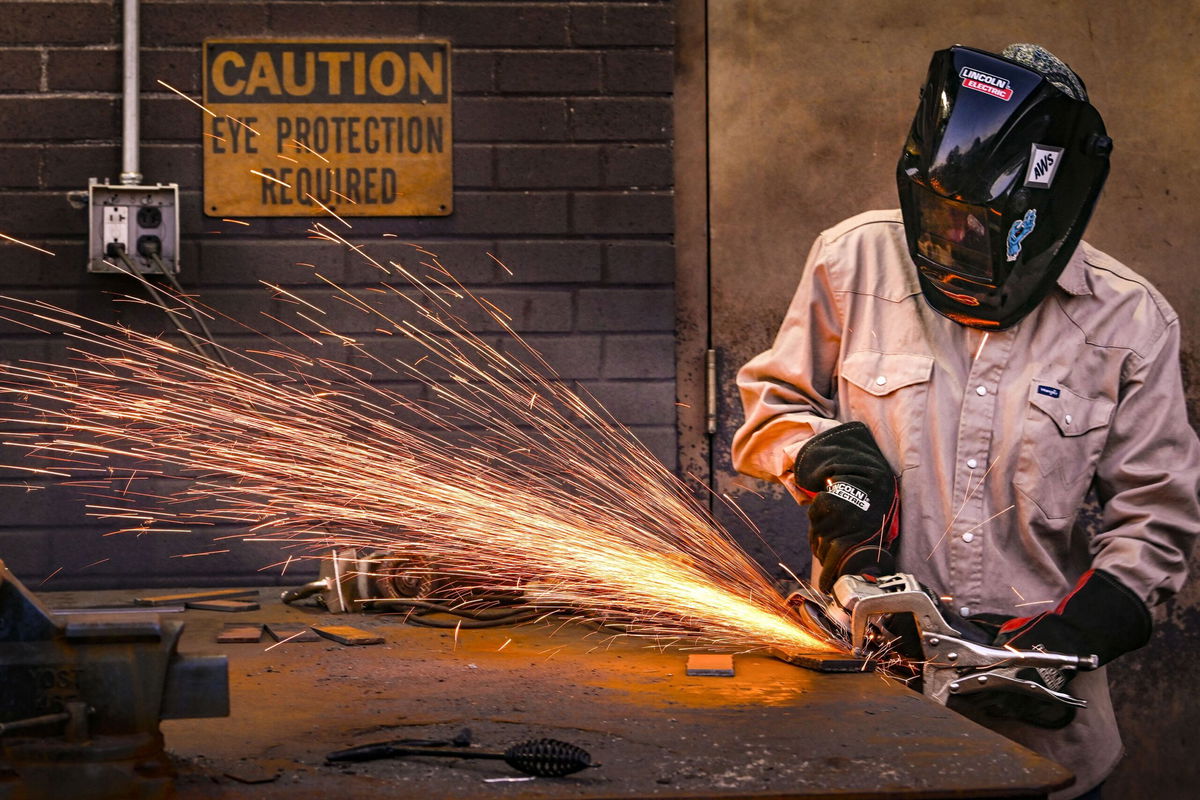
[897,44,1112,329]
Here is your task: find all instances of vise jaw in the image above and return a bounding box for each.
[0,559,229,800]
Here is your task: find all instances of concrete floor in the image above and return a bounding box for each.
[32,587,1071,799]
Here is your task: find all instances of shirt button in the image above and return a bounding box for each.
[1065,414,1073,425]
[875,375,887,386]
[960,606,971,617]
[962,532,975,543]
[966,458,978,469]
[975,386,987,396]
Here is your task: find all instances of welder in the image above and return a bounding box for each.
[732,43,1200,799]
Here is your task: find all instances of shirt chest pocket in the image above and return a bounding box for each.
[840,350,934,471]
[1014,381,1115,520]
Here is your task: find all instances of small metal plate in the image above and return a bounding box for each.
[772,649,873,673]
[217,624,264,644]
[313,625,384,646]
[187,599,261,612]
[134,588,258,607]
[686,653,735,677]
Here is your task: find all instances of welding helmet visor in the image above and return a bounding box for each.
[897,45,1111,329]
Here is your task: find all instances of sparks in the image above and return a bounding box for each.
[0,232,55,256]
[288,138,330,163]
[0,243,842,656]
[304,193,352,228]
[225,115,261,136]
[264,630,308,651]
[251,169,291,188]
[157,79,217,117]
[973,331,990,362]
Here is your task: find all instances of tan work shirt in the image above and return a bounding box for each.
[733,210,1200,797]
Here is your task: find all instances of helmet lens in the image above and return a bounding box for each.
[912,187,993,282]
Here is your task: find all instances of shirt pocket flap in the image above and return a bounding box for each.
[1027,381,1115,437]
[842,351,934,397]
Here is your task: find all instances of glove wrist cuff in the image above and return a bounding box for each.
[1002,569,1152,665]
[1075,569,1152,659]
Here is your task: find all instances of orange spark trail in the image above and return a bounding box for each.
[0,233,55,256]
[0,245,841,655]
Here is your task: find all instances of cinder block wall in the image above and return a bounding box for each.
[0,0,676,589]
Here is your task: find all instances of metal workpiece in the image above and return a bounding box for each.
[0,560,228,800]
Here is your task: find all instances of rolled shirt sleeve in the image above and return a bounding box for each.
[732,235,846,489]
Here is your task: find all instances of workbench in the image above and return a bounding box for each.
[35,587,1073,799]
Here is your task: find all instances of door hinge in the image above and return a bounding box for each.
[705,348,717,436]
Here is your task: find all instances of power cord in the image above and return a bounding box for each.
[106,242,231,369]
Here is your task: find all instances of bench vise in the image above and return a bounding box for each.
[0,559,228,800]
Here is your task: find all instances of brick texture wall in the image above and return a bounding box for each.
[0,0,676,589]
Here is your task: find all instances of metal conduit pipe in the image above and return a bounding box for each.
[119,0,142,185]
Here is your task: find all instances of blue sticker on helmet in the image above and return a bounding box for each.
[1006,209,1037,262]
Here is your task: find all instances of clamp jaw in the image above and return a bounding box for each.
[825,573,1098,708]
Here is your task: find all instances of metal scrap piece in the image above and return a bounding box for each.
[313,625,385,646]
[134,588,258,607]
[685,653,735,677]
[217,624,264,644]
[186,599,260,612]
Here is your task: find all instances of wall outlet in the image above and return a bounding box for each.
[86,179,180,275]
[102,206,129,256]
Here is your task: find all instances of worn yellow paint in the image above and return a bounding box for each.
[202,39,452,218]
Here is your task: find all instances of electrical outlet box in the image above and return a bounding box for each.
[87,179,180,274]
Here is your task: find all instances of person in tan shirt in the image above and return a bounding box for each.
[733,45,1200,799]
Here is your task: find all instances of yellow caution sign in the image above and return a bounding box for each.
[203,39,452,217]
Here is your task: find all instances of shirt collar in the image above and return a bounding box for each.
[1055,244,1092,297]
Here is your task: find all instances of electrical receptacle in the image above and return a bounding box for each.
[87,179,180,274]
[103,206,129,256]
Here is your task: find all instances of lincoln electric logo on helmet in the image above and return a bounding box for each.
[959,66,1014,101]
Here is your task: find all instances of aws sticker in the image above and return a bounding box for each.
[827,481,870,511]
[1006,209,1037,262]
[959,66,1014,101]
[1025,144,1064,189]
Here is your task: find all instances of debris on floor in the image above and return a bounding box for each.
[217,623,264,643]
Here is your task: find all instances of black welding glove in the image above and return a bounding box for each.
[792,422,900,594]
[994,569,1152,665]
[954,569,1152,729]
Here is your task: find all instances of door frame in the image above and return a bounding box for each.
[673,0,712,497]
